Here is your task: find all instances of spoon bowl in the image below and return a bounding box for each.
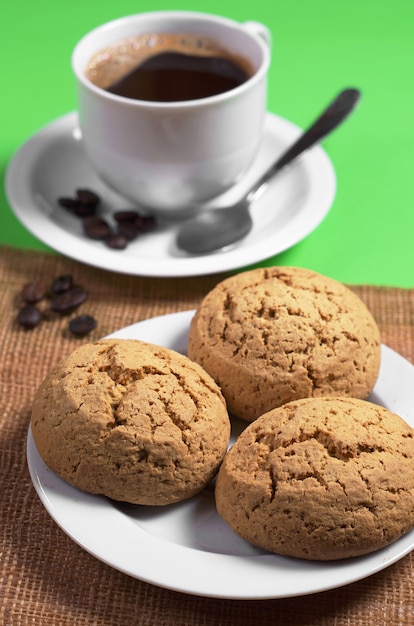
[176,88,361,255]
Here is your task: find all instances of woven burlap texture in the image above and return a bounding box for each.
[1,245,414,626]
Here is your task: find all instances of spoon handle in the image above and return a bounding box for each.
[248,88,361,202]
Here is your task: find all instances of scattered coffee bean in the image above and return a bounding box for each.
[50,286,88,313]
[18,305,42,329]
[17,273,98,336]
[135,215,156,231]
[51,274,74,294]
[76,188,101,208]
[73,203,97,218]
[82,216,113,240]
[58,197,81,211]
[69,314,97,336]
[21,281,46,304]
[57,187,157,251]
[106,234,129,249]
[58,196,95,217]
[116,222,139,241]
[113,210,140,223]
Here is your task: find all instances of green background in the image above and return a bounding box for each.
[2,0,413,286]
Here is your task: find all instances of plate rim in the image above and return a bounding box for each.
[26,310,414,599]
[6,111,336,278]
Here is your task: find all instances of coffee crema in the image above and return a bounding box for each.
[85,33,254,102]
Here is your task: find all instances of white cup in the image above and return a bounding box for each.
[72,11,271,215]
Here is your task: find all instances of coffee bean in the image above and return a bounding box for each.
[21,281,46,304]
[69,314,97,336]
[17,273,98,336]
[51,274,74,294]
[135,214,156,232]
[58,197,81,211]
[18,305,42,329]
[116,222,139,241]
[76,188,101,208]
[58,196,95,217]
[114,210,140,223]
[50,286,88,313]
[83,216,112,240]
[72,203,96,218]
[114,210,156,232]
[106,234,129,249]
[57,187,157,253]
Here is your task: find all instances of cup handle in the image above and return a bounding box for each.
[242,21,271,47]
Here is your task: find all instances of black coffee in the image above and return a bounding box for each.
[85,33,253,102]
[106,51,249,101]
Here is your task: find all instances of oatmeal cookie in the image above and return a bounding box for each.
[188,267,381,421]
[31,339,230,505]
[215,397,414,560]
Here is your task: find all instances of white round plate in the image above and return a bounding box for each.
[7,112,335,277]
[27,310,414,599]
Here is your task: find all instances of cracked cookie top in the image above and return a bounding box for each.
[215,397,414,560]
[31,339,230,505]
[188,267,382,421]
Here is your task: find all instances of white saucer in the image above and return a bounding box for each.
[6,112,336,277]
[27,311,414,599]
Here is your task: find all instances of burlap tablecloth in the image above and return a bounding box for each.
[1,244,414,625]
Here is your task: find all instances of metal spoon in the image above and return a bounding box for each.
[176,88,361,255]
